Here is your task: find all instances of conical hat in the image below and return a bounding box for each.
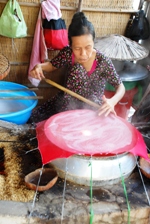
[94,34,149,61]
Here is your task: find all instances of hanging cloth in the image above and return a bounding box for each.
[28,8,48,87]
[28,0,63,86]
[42,0,68,50]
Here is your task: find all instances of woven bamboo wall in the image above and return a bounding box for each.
[0,0,140,105]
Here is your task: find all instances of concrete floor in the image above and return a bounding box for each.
[0,167,150,224]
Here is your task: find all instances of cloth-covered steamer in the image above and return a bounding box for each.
[36,109,148,186]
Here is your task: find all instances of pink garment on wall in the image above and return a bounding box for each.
[28,9,48,86]
[41,0,62,21]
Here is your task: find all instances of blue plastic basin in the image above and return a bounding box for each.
[0,81,38,124]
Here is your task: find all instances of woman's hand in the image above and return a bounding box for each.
[98,83,125,117]
[30,62,57,80]
[98,95,116,117]
[30,64,45,81]
[147,65,150,72]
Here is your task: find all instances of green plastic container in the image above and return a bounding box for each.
[105,81,137,91]
[105,81,143,106]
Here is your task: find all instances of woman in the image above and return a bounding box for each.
[29,12,125,123]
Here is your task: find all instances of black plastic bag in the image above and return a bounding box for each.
[125,10,150,42]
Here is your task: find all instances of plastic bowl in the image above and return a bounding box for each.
[0,81,38,124]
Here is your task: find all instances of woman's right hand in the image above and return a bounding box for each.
[30,64,45,81]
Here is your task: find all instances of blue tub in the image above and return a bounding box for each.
[0,81,38,124]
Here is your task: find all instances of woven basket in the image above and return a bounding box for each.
[0,54,10,80]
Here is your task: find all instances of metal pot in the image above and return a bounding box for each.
[50,152,136,186]
[112,60,125,72]
[118,61,148,82]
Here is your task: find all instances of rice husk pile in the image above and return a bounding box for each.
[0,128,42,202]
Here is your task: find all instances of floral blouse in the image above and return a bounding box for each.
[50,46,122,109]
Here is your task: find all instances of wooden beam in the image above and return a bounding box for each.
[10,62,29,65]
[82,7,138,13]
[0,0,40,7]
[0,1,138,13]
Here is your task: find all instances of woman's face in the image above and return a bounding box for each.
[71,34,94,64]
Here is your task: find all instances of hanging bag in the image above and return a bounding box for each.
[0,0,27,38]
[43,18,68,50]
[125,9,150,42]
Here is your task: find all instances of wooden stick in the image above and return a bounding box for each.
[77,0,83,12]
[44,78,100,109]
[0,88,39,92]
[0,96,43,100]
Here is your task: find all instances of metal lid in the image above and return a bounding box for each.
[118,61,149,81]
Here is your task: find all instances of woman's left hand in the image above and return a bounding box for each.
[98,95,116,117]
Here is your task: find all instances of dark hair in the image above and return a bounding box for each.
[68,12,95,46]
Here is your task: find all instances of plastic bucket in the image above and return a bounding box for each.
[0,81,38,124]
[105,81,137,91]
[104,88,138,119]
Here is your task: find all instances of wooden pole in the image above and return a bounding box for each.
[0,96,43,100]
[44,78,100,109]
[77,0,83,12]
